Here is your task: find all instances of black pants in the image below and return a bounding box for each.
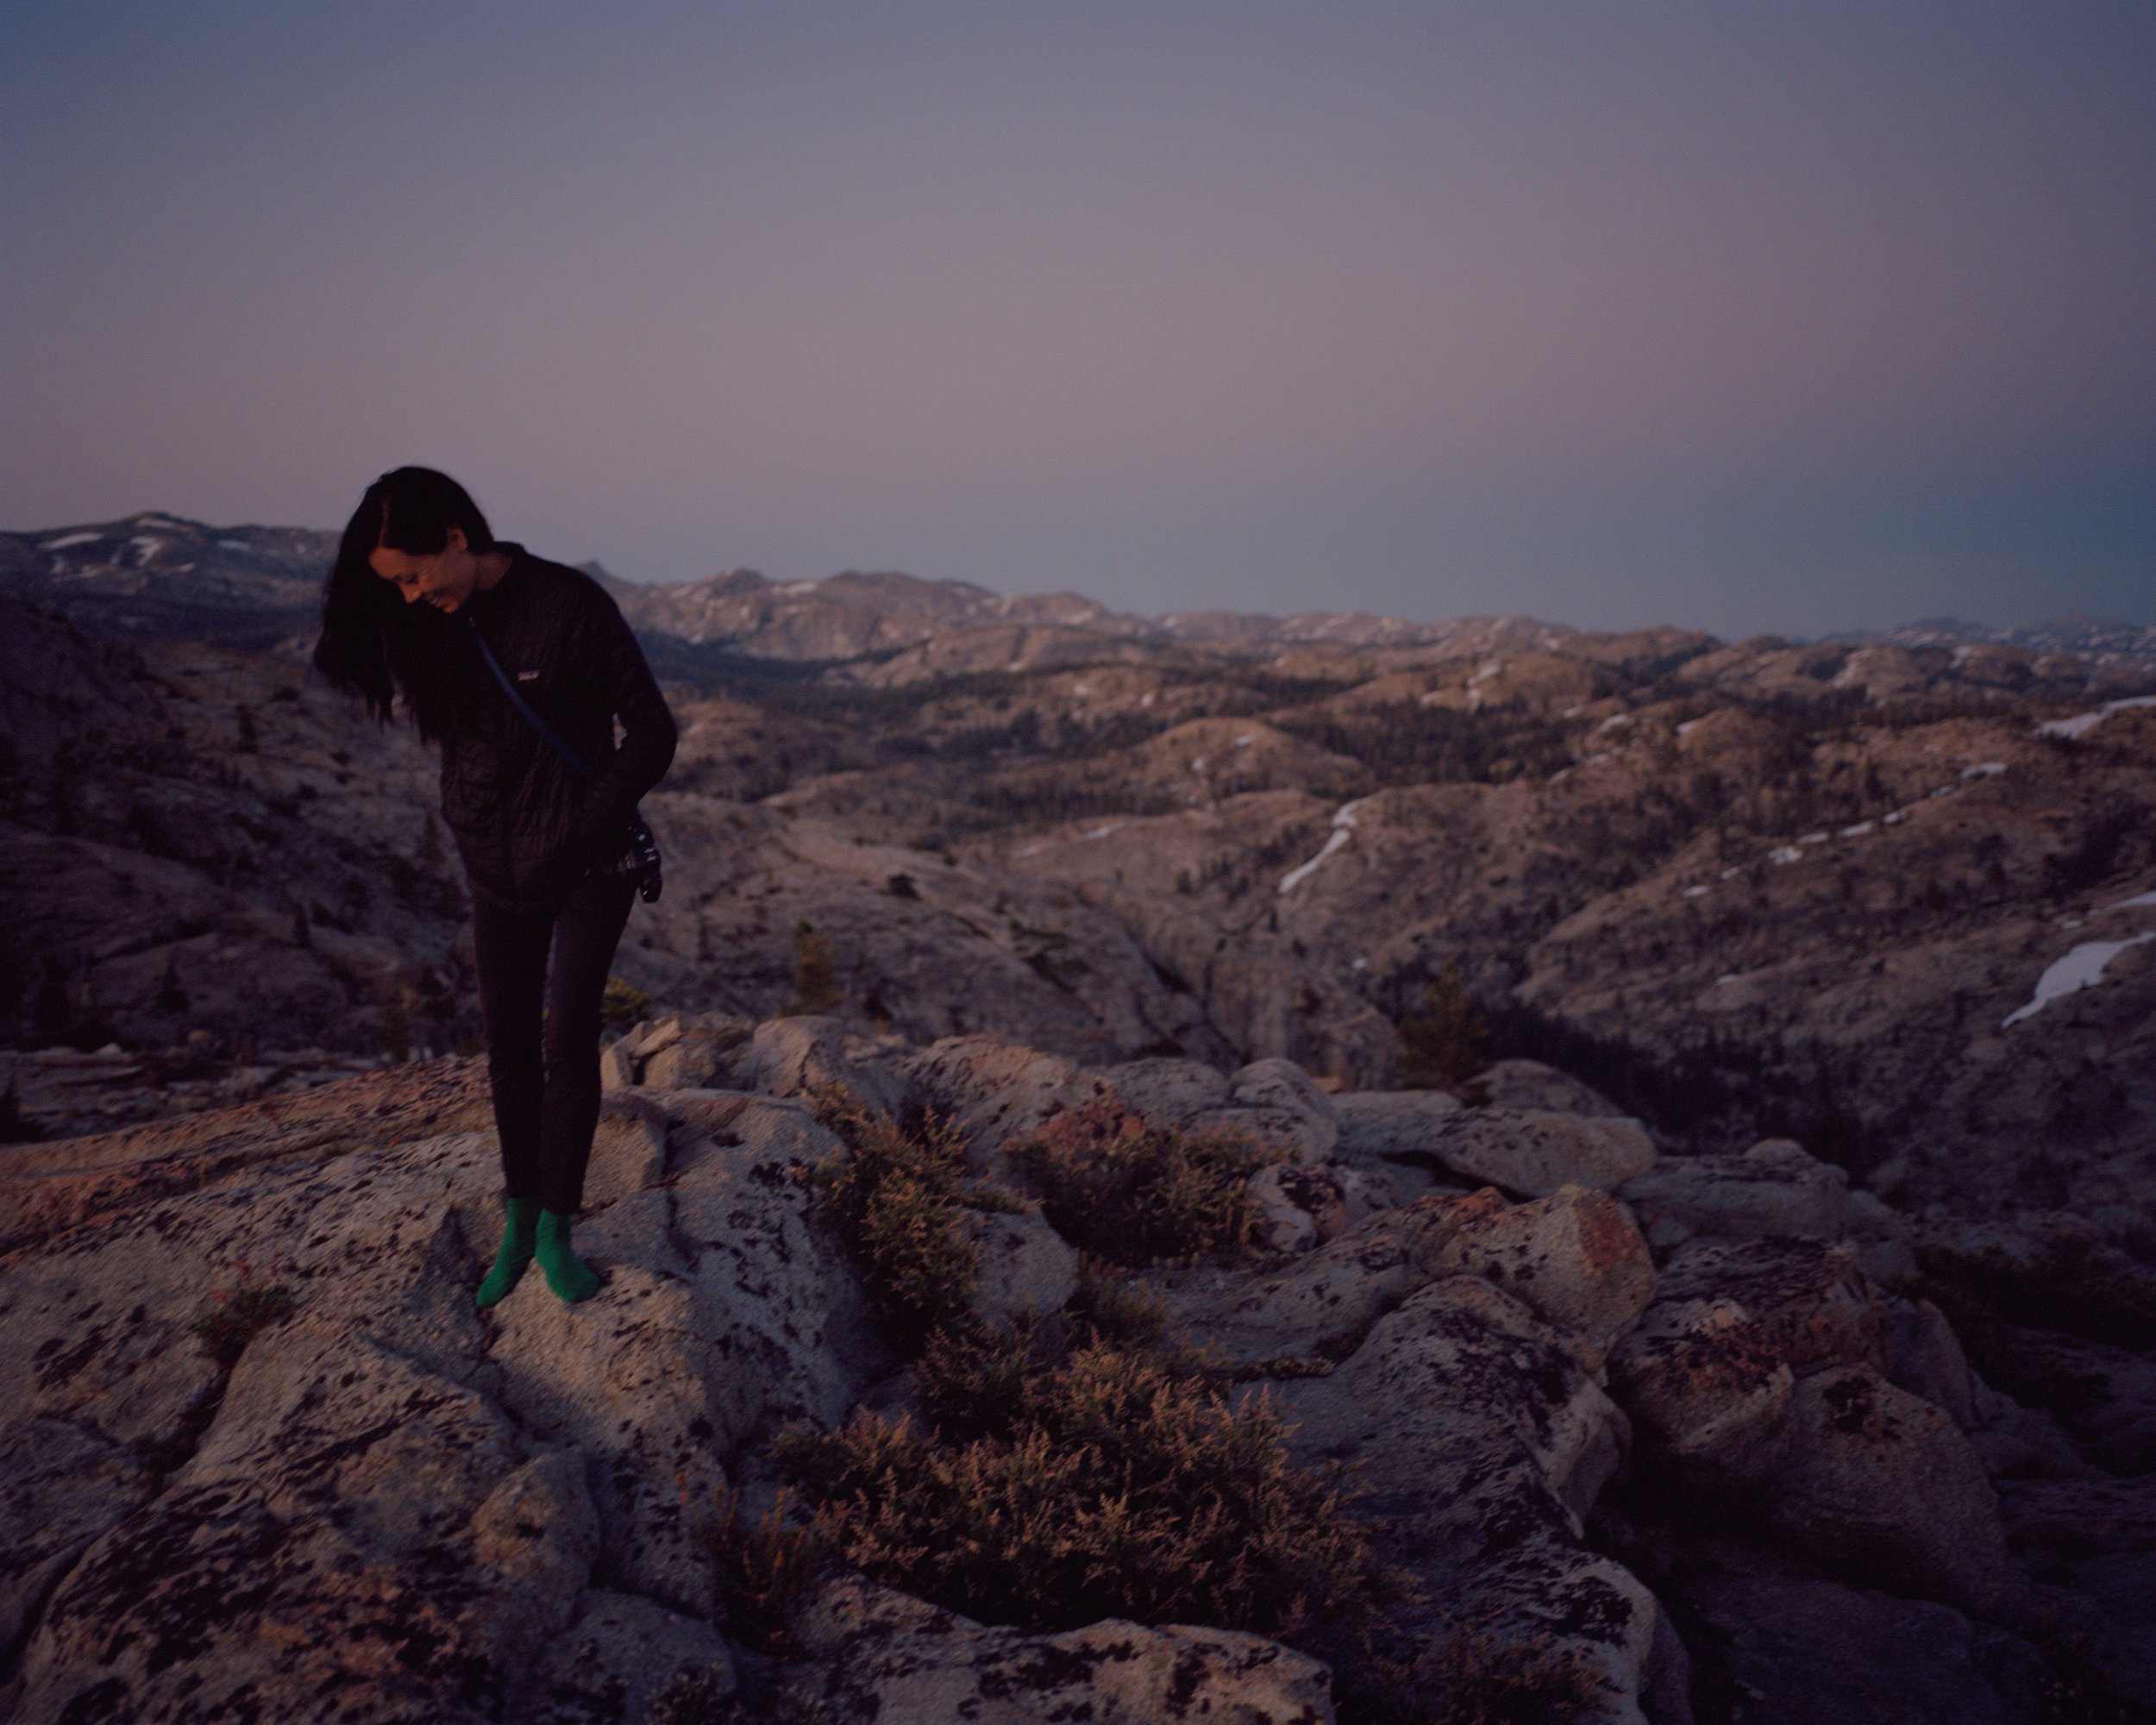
[470,874,636,1214]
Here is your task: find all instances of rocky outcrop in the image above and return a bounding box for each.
[724,1015,905,1114]
[1434,1107,1658,1198]
[1473,1057,1626,1116]
[600,1013,753,1092]
[1608,1237,2015,1616]
[0,1065,881,1722]
[1163,1185,1669,1720]
[1617,1138,1915,1283]
[785,1575,1336,1723]
[964,1205,1081,1326]
[2,1035,2144,1722]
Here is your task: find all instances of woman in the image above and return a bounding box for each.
[314,467,677,1308]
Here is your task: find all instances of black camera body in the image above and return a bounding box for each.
[599,816,664,902]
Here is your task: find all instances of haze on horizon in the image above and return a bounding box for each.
[3,1,2152,641]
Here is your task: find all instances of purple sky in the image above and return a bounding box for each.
[4,2,2152,636]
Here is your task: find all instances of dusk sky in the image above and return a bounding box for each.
[5,2,2152,637]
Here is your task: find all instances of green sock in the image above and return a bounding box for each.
[476,1195,540,1309]
[536,1209,600,1304]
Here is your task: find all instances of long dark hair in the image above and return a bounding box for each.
[313,467,497,741]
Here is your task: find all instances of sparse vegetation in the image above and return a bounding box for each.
[699,1487,831,1653]
[191,1260,297,1365]
[1397,962,1489,1090]
[778,1304,1388,1643]
[1008,1095,1282,1266]
[1276,695,1583,787]
[1335,1626,1614,1725]
[805,1092,982,1352]
[600,975,653,1032]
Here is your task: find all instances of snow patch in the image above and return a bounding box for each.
[1683,885,1709,898]
[1839,820,1875,837]
[2002,934,2156,1028]
[1081,823,1124,841]
[1676,718,1704,737]
[1278,797,1372,894]
[1597,712,1633,732]
[2034,695,2156,740]
[1233,733,1255,748]
[216,538,251,550]
[1961,762,2006,779]
[1189,756,1207,774]
[1798,831,1828,846]
[40,531,103,550]
[128,536,166,565]
[2105,889,2156,912]
[1769,845,1804,865]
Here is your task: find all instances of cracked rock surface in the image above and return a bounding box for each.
[1,1042,2146,1721]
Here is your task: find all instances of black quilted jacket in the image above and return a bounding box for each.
[441,545,677,910]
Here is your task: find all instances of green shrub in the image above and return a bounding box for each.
[789,919,841,1015]
[778,1314,1382,1640]
[1916,1234,2156,1351]
[600,976,652,1032]
[379,983,413,1065]
[192,1262,297,1366]
[806,1093,981,1352]
[699,1487,830,1654]
[1398,962,1489,1090]
[1008,1096,1281,1266]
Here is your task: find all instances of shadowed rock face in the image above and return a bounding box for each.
[0,1033,2146,1721]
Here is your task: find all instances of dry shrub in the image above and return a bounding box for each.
[1010,1095,1281,1266]
[806,1092,981,1352]
[778,1307,1382,1640]
[699,1487,830,1654]
[1428,1630,1611,1724]
[1332,1624,1612,1725]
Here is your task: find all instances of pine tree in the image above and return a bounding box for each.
[1396,962,1489,1090]
[789,920,841,1015]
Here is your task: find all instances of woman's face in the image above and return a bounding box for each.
[369,524,483,613]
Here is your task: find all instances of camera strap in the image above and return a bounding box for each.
[466,615,594,780]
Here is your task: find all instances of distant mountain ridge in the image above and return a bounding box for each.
[4,510,2153,672]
